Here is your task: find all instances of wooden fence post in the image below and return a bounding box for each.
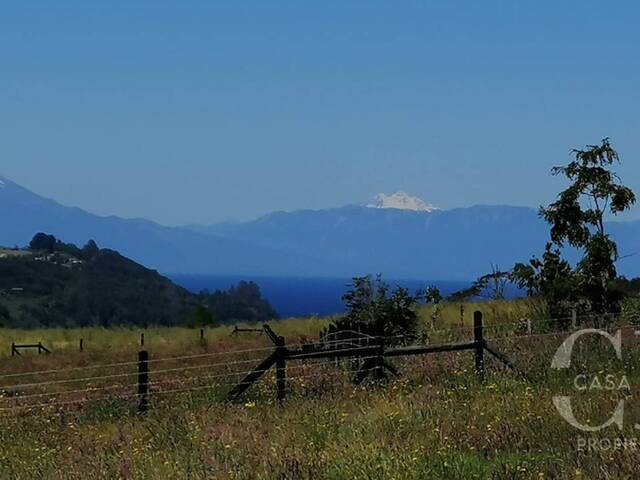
[11,342,16,357]
[140,333,145,347]
[138,350,149,414]
[473,311,485,381]
[526,318,532,335]
[275,336,287,402]
[200,328,205,342]
[79,338,84,351]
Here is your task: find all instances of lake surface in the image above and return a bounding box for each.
[170,274,471,318]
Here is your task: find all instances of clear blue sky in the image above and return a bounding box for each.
[1,1,639,225]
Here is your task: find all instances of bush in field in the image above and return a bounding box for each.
[184,304,218,328]
[342,275,418,337]
[511,243,580,320]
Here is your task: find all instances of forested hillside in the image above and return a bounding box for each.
[0,234,278,328]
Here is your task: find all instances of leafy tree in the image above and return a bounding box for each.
[511,242,579,319]
[511,262,539,297]
[28,233,82,257]
[540,138,635,314]
[381,286,418,337]
[199,281,278,323]
[81,240,100,260]
[342,275,418,338]
[447,283,483,302]
[185,304,218,328]
[482,264,509,300]
[422,286,442,304]
[447,266,510,302]
[420,285,443,328]
[29,233,57,252]
[342,275,384,326]
[610,276,640,297]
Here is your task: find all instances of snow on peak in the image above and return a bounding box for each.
[367,192,438,212]
[0,177,6,188]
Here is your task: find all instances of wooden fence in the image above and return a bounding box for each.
[3,310,633,415]
[226,311,526,402]
[11,342,51,356]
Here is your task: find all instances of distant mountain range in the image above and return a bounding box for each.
[0,176,343,277]
[2,176,639,280]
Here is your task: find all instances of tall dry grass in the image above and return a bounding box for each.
[1,298,638,479]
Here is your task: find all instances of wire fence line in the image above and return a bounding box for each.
[1,312,632,380]
[0,335,381,381]
[0,333,415,387]
[0,334,403,395]
[1,319,631,388]
[490,322,640,343]
[2,312,637,414]
[0,360,377,413]
[0,345,281,379]
[0,328,434,412]
[1,355,381,404]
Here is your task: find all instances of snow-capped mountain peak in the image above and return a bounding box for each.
[366,192,438,212]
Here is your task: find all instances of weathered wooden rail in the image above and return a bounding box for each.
[11,342,51,356]
[226,311,525,402]
[231,325,265,336]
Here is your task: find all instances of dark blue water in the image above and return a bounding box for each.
[170,275,471,318]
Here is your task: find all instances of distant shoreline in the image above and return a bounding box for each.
[171,274,473,318]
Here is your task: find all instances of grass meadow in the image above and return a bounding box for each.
[1,299,640,479]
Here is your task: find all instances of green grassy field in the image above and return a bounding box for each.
[0,298,541,358]
[1,299,639,479]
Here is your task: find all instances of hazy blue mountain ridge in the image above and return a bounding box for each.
[190,205,551,279]
[0,176,356,276]
[2,175,640,280]
[190,204,640,279]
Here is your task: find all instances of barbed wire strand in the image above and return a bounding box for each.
[0,342,390,391]
[0,333,414,383]
[1,315,636,393]
[0,364,369,412]
[1,355,378,403]
[0,334,381,380]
